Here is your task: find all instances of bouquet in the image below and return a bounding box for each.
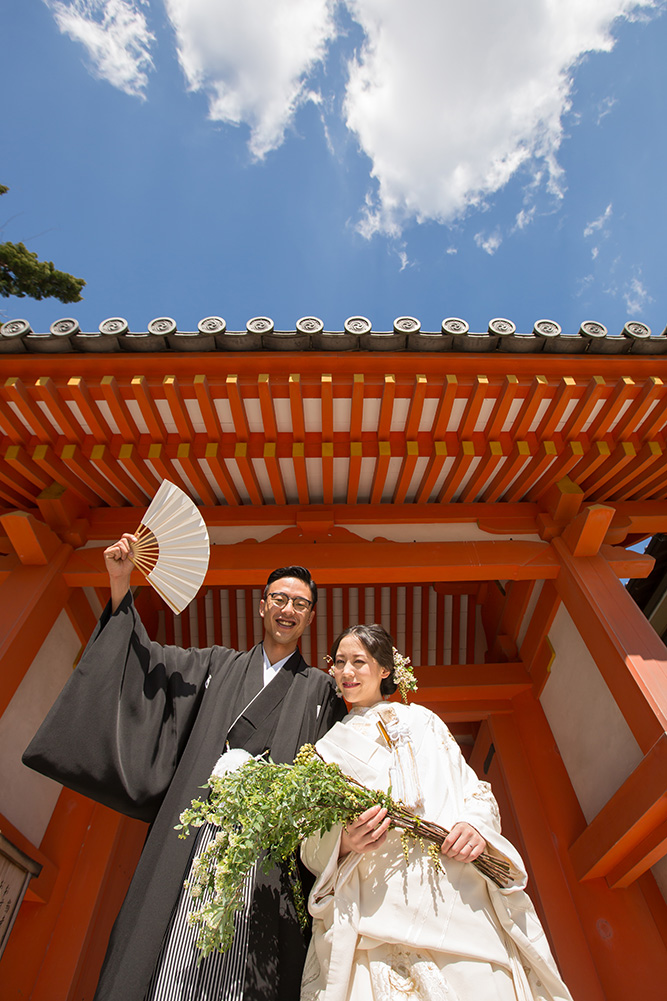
[177,744,511,958]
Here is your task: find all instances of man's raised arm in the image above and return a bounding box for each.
[104,533,137,611]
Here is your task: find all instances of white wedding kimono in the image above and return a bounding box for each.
[300,702,573,1001]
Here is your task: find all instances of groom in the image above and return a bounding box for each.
[24,534,344,1001]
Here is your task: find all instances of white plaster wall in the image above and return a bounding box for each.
[540,604,643,823]
[0,610,81,847]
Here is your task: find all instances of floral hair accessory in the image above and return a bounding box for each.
[323,654,343,696]
[392,647,417,703]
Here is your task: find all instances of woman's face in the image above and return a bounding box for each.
[333,634,390,707]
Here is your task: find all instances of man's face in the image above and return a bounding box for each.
[259,576,315,649]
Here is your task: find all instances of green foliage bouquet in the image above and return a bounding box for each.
[177,744,510,958]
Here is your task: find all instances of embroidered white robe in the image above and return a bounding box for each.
[300,702,573,1001]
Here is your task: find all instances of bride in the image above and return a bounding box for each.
[299,624,573,1001]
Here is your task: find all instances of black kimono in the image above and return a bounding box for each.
[23,592,344,1001]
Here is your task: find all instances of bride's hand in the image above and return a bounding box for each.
[440,822,486,862]
[340,805,391,857]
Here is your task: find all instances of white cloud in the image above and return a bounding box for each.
[474,230,502,255]
[45,0,659,235]
[343,0,657,234]
[592,245,599,259]
[46,0,154,97]
[446,246,458,255]
[584,202,613,236]
[163,0,335,159]
[514,207,536,231]
[624,276,652,313]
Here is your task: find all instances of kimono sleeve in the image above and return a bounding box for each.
[23,591,225,822]
[422,707,527,889]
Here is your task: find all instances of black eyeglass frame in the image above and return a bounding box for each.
[265,591,314,613]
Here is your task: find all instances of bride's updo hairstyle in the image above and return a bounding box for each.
[330,624,398,696]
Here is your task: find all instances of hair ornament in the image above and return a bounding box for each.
[392,647,418,704]
[323,654,343,697]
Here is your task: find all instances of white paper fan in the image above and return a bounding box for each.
[129,480,210,615]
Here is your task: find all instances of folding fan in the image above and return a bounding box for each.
[129,479,210,615]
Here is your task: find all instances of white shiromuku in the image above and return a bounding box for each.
[300,702,573,1001]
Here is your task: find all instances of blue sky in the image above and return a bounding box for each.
[1,0,666,336]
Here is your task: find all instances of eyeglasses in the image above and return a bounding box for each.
[266,591,313,614]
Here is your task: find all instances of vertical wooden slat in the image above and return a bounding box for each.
[197,591,207,647]
[438,442,477,503]
[405,585,414,665]
[0,393,30,443]
[486,375,519,438]
[212,587,222,645]
[607,442,663,501]
[163,376,195,441]
[590,377,634,439]
[176,443,217,505]
[536,377,577,440]
[310,607,319,666]
[5,377,54,442]
[326,588,334,654]
[117,444,160,497]
[528,442,584,501]
[415,442,448,503]
[321,375,334,440]
[347,443,362,504]
[451,594,461,665]
[393,441,419,504]
[370,441,391,504]
[482,441,531,503]
[32,444,99,505]
[180,607,191,648]
[61,444,125,506]
[511,375,548,439]
[245,587,255,649]
[466,595,477,664]
[292,443,310,504]
[580,442,636,498]
[289,374,305,442]
[421,585,430,666]
[194,375,223,439]
[234,442,264,504]
[67,377,108,443]
[257,374,278,440]
[131,376,167,441]
[263,443,287,505]
[226,376,249,441]
[342,587,350,634]
[505,441,558,502]
[405,375,427,439]
[378,375,395,439]
[435,591,445,665]
[636,395,667,441]
[459,442,504,502]
[374,587,382,625]
[4,445,51,489]
[100,376,138,442]
[390,586,398,643]
[228,589,239,649]
[322,442,334,505]
[202,444,241,506]
[90,445,149,504]
[459,376,489,438]
[614,378,663,440]
[350,374,364,438]
[562,375,606,439]
[569,441,610,486]
[165,611,175,645]
[432,375,458,437]
[35,377,83,442]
